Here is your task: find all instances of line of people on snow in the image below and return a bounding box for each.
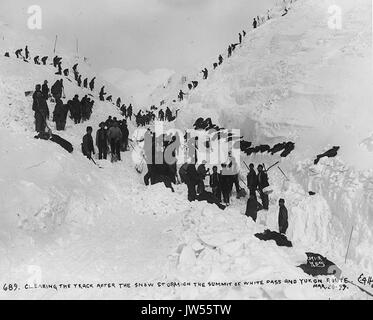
[169,0,295,107]
[32,80,95,133]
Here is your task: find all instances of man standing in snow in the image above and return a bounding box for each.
[178,90,187,102]
[82,126,95,159]
[197,161,209,194]
[209,166,222,202]
[116,97,122,109]
[218,55,223,65]
[227,151,242,199]
[51,79,63,100]
[25,46,30,60]
[107,121,123,161]
[257,164,270,210]
[42,80,49,100]
[53,98,68,131]
[247,163,258,196]
[96,122,108,160]
[70,95,82,124]
[253,18,257,29]
[120,120,129,152]
[278,199,289,235]
[127,104,133,120]
[220,163,233,206]
[185,163,199,202]
[32,84,49,133]
[99,86,106,101]
[89,77,96,91]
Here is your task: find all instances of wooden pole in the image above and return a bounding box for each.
[278,166,289,180]
[53,35,58,53]
[345,226,354,264]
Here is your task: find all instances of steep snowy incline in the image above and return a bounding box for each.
[160,0,373,276]
[175,0,372,169]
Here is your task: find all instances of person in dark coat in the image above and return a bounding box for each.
[127,104,133,120]
[209,166,222,202]
[218,55,223,65]
[34,56,40,65]
[41,80,49,100]
[89,77,96,91]
[120,121,129,151]
[53,98,68,131]
[245,194,263,222]
[253,18,257,29]
[257,164,269,210]
[185,163,199,202]
[278,199,289,235]
[51,79,63,100]
[247,163,258,196]
[70,95,82,124]
[56,62,62,75]
[202,68,208,80]
[83,78,88,88]
[41,56,48,65]
[77,75,82,87]
[32,84,49,133]
[107,121,123,161]
[197,162,209,194]
[63,69,69,77]
[99,86,106,101]
[220,163,233,206]
[15,49,23,59]
[4,52,10,57]
[96,122,108,160]
[158,109,165,121]
[25,46,30,60]
[82,126,95,159]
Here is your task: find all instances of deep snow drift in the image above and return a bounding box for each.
[0,0,372,300]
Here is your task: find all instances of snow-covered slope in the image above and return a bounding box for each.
[160,0,373,281]
[101,68,175,106]
[0,0,372,300]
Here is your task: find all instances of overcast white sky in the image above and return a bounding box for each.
[0,0,274,73]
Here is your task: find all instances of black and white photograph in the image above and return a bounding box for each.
[0,0,372,304]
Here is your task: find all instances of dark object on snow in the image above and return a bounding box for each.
[298,252,340,277]
[309,191,316,196]
[34,132,73,153]
[255,229,292,247]
[196,191,226,210]
[314,146,340,165]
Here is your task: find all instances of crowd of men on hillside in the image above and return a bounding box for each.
[140,129,289,235]
[32,80,95,133]
[81,117,129,162]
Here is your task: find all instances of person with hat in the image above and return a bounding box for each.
[96,122,108,160]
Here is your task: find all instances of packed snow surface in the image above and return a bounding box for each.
[0,0,372,299]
